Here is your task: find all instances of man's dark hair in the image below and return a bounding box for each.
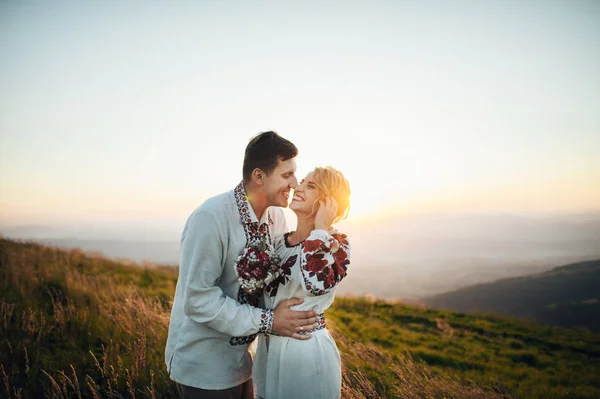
[243,131,298,182]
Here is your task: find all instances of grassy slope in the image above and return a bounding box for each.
[1,238,599,398]
[329,297,600,398]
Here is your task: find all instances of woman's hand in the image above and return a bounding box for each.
[315,197,338,230]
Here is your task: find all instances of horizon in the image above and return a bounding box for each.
[3,208,600,239]
[3,211,599,280]
[2,212,600,300]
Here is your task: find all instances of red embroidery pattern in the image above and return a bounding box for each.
[234,182,255,225]
[303,238,323,253]
[230,182,276,346]
[229,308,273,346]
[301,231,350,296]
[265,254,297,297]
[259,309,274,333]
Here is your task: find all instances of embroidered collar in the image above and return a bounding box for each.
[283,231,305,248]
[234,181,272,226]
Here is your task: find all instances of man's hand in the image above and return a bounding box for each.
[272,298,319,340]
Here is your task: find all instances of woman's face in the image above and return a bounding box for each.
[289,171,320,217]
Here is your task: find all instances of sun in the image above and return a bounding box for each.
[344,179,394,220]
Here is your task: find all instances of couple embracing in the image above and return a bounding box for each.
[165,131,351,399]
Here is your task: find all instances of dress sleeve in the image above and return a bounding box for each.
[180,209,273,336]
[300,229,351,296]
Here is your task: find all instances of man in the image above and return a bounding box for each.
[166,131,319,399]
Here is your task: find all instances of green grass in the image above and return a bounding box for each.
[328,297,600,398]
[1,237,599,398]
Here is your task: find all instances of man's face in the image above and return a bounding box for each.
[263,158,298,208]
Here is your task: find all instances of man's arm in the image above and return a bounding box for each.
[180,209,317,338]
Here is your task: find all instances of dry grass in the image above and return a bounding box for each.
[336,331,514,399]
[0,239,176,398]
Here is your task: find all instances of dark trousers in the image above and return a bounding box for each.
[177,379,254,399]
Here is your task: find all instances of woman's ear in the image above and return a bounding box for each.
[309,199,320,217]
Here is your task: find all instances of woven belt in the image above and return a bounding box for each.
[270,313,326,336]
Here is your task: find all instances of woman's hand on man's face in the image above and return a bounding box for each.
[315,197,338,231]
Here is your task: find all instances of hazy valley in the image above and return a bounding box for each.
[3,212,599,300]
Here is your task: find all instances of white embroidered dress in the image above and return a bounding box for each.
[253,229,351,399]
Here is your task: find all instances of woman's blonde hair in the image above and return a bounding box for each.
[310,166,351,224]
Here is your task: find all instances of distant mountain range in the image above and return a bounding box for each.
[422,259,600,332]
[31,238,180,265]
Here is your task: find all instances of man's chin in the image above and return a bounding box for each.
[267,199,289,208]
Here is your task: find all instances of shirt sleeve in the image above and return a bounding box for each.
[179,209,273,336]
[299,229,351,296]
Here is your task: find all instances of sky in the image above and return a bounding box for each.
[1,0,599,229]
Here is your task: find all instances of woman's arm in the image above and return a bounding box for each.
[300,229,351,296]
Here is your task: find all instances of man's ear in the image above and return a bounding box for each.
[251,168,265,185]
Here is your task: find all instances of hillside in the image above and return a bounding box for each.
[422,259,600,332]
[1,238,599,398]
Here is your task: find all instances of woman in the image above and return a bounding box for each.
[253,166,351,399]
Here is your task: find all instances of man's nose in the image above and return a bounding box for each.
[290,176,298,188]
